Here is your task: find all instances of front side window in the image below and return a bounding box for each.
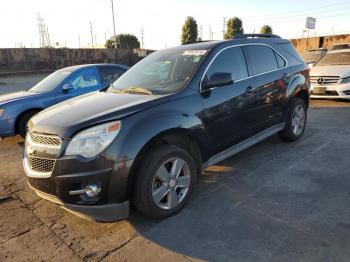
[66,68,99,89]
[315,52,350,66]
[246,45,279,75]
[110,49,208,95]
[205,46,248,82]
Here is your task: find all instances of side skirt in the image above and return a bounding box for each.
[203,122,286,168]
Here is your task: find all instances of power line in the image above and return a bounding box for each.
[243,4,350,22]
[241,0,350,19]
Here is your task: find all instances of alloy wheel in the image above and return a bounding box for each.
[291,104,305,136]
[151,157,191,210]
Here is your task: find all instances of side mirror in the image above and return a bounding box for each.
[62,83,74,92]
[202,72,233,90]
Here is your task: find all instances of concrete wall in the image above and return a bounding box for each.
[0,48,153,74]
[291,34,350,53]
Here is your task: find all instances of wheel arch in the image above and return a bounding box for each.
[14,108,42,134]
[126,128,204,199]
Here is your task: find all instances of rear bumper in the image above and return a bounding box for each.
[32,186,129,222]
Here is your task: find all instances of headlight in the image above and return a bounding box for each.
[0,109,4,118]
[341,76,350,84]
[65,121,121,158]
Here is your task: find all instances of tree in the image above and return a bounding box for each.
[105,34,140,49]
[181,16,198,44]
[224,17,244,39]
[260,25,273,34]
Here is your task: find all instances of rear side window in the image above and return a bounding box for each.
[245,45,279,75]
[99,66,126,84]
[205,46,248,81]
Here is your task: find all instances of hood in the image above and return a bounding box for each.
[29,91,170,138]
[311,65,350,78]
[0,91,40,107]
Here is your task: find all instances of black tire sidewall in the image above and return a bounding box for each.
[133,145,196,219]
[17,111,38,138]
[281,98,307,141]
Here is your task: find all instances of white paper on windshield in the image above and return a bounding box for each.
[182,50,207,56]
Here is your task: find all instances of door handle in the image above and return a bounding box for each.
[245,86,257,94]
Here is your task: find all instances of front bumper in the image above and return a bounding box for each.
[0,118,15,138]
[23,132,133,222]
[31,186,129,222]
[310,82,350,99]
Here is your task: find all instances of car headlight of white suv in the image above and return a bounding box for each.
[65,121,121,158]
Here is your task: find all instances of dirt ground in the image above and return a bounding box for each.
[0,99,350,261]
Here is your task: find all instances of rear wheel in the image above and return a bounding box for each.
[279,98,307,141]
[16,111,39,138]
[132,145,196,219]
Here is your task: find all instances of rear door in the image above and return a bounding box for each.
[200,46,260,154]
[244,45,288,131]
[55,67,102,103]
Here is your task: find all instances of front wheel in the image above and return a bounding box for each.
[132,145,196,219]
[279,98,307,141]
[16,111,39,138]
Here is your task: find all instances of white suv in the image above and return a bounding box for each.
[310,48,350,99]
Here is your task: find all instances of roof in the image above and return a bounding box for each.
[160,36,290,54]
[60,63,129,72]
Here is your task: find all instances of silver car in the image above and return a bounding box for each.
[310,48,350,99]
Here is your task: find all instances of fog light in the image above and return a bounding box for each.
[69,184,101,197]
[85,185,101,197]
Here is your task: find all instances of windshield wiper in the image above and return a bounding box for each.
[112,86,153,95]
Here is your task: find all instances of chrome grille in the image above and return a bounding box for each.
[27,156,55,173]
[310,76,340,85]
[29,132,61,146]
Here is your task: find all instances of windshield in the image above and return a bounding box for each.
[315,52,350,66]
[29,70,71,92]
[302,52,323,64]
[109,49,208,95]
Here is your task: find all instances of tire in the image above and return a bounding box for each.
[16,111,39,138]
[132,145,196,219]
[279,98,307,141]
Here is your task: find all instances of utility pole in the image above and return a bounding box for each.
[209,25,212,40]
[141,28,144,49]
[222,17,227,39]
[78,35,81,48]
[199,25,203,40]
[110,0,118,62]
[90,22,94,48]
[111,0,117,48]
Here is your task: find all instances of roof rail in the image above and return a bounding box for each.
[233,34,282,39]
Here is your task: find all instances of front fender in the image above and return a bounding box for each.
[104,94,207,163]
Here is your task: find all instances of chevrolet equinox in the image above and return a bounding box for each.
[24,34,310,222]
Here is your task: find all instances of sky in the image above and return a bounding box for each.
[0,0,350,50]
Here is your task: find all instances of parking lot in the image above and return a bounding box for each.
[0,94,349,261]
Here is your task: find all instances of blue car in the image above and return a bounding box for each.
[0,64,129,138]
